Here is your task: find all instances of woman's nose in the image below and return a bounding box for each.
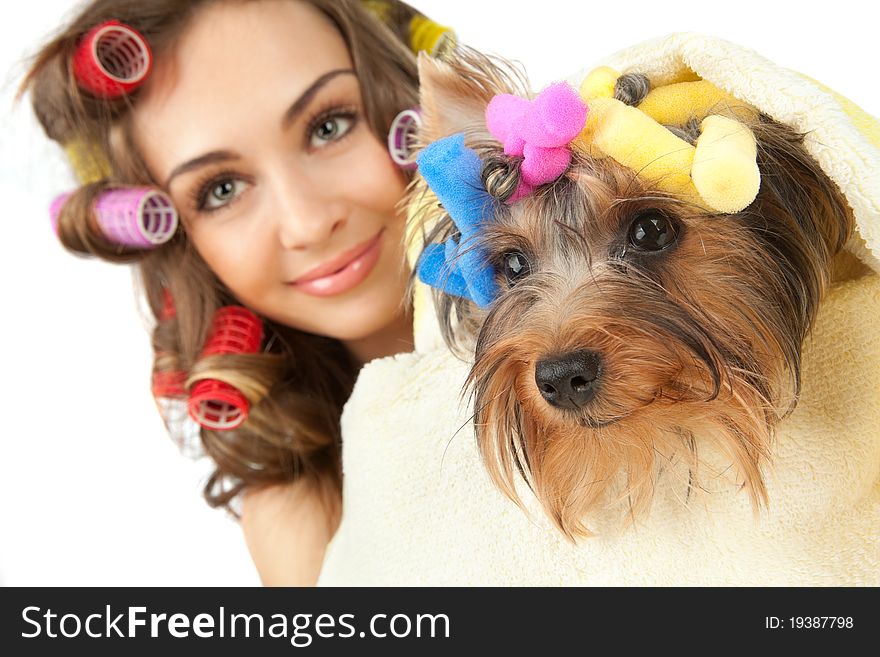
[270,171,347,250]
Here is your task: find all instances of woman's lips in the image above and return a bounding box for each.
[288,230,384,297]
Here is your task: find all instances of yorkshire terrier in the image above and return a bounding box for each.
[412,50,854,538]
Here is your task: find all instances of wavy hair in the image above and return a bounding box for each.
[21,0,424,515]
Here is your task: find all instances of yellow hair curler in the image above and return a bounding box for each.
[575,67,761,214]
[63,138,112,185]
[361,0,456,57]
[409,15,456,57]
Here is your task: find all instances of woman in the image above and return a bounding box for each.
[21,0,446,585]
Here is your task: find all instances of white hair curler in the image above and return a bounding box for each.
[388,108,422,169]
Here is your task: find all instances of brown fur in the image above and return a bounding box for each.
[414,50,854,538]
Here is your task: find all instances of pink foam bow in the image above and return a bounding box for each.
[485,82,588,202]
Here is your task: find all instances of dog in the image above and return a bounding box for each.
[411,49,854,539]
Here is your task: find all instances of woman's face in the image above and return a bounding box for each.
[133,0,410,344]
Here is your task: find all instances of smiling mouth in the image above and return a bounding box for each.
[287,229,385,298]
[292,229,383,283]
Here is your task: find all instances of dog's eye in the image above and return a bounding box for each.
[628,211,678,251]
[502,251,531,285]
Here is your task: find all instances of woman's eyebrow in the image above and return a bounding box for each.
[280,68,356,130]
[164,69,356,189]
[165,150,241,188]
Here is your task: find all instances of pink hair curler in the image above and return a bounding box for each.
[94,187,178,247]
[188,307,263,431]
[73,20,152,98]
[49,187,178,247]
[49,192,73,235]
[388,108,422,169]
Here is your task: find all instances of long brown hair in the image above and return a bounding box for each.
[21,0,424,515]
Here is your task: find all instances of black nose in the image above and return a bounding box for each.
[535,350,602,410]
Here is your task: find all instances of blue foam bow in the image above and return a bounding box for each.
[415,133,499,307]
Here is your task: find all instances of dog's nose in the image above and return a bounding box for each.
[535,350,602,410]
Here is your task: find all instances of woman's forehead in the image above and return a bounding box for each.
[139,1,352,114]
[132,0,357,177]
[173,1,352,85]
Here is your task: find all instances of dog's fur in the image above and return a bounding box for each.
[412,51,854,538]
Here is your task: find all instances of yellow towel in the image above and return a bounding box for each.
[317,34,880,586]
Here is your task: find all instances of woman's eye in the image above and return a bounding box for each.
[200,178,247,211]
[309,115,354,148]
[628,211,678,251]
[502,251,532,286]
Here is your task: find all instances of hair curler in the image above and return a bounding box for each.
[360,2,456,57]
[160,287,176,321]
[188,307,263,431]
[73,20,152,98]
[388,108,422,169]
[50,187,179,248]
[49,192,73,236]
[63,139,112,185]
[409,16,456,57]
[151,289,186,400]
[152,370,187,399]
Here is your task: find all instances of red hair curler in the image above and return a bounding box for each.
[151,370,187,399]
[73,20,152,98]
[188,307,263,431]
[151,290,185,405]
[187,381,250,431]
[199,307,264,357]
[160,287,176,321]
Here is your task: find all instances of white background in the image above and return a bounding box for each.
[1,0,877,586]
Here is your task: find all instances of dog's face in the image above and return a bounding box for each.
[415,52,853,538]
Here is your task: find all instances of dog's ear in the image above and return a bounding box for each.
[418,53,491,142]
[751,118,854,268]
[417,49,526,145]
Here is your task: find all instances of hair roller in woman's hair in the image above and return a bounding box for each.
[95,187,178,247]
[73,20,152,98]
[152,370,187,399]
[200,307,264,356]
[388,107,422,169]
[160,287,176,321]
[409,16,456,57]
[49,187,178,247]
[152,289,186,402]
[188,307,264,431]
[63,139,112,185]
[48,192,73,235]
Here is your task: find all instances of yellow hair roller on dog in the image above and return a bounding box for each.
[576,67,760,213]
